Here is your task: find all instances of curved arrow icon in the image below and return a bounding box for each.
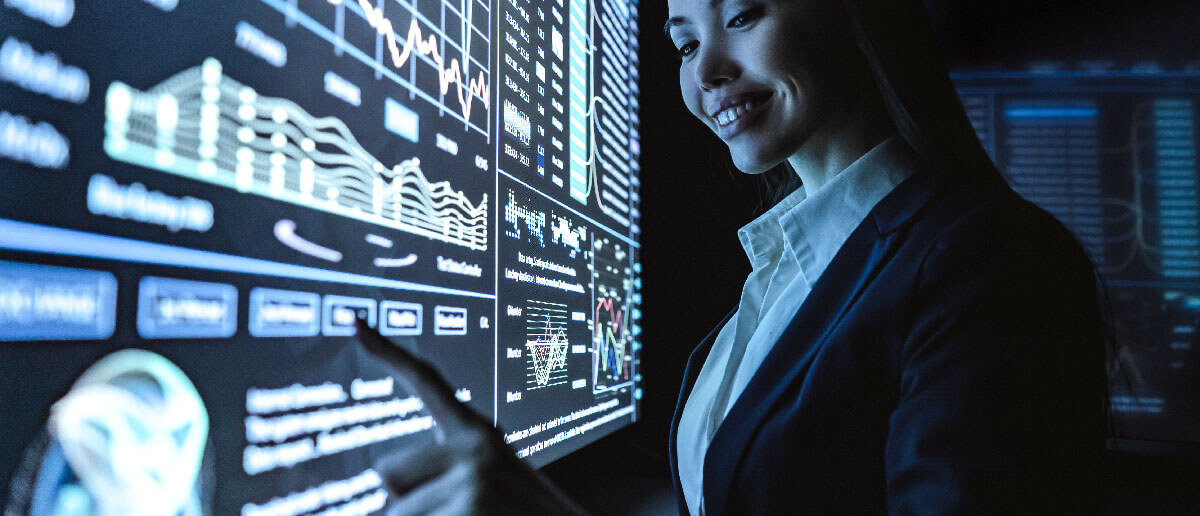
[274,219,343,262]
[374,254,418,267]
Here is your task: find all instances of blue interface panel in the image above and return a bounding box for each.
[954,63,1200,445]
[0,0,641,513]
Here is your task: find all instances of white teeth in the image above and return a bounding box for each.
[715,101,759,127]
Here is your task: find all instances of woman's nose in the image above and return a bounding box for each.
[694,43,739,91]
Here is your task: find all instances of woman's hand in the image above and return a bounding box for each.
[354,319,589,516]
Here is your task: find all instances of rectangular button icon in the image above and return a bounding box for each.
[0,260,117,341]
[380,301,422,336]
[433,305,467,335]
[385,97,419,143]
[323,295,376,336]
[138,277,237,339]
[249,288,320,337]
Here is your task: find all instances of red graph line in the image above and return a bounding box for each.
[594,297,630,380]
[335,0,490,122]
[594,297,624,339]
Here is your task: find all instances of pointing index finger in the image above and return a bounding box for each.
[354,318,477,432]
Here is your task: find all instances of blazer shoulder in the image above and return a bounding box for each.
[916,180,1090,264]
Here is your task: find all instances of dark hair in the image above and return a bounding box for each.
[843,0,1123,449]
[844,0,1004,182]
[755,0,1008,208]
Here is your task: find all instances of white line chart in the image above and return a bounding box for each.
[104,58,489,251]
[262,0,491,136]
[525,299,570,389]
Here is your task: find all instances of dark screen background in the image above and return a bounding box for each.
[0,0,641,513]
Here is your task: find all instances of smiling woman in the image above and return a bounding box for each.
[659,0,1104,515]
[359,0,1107,515]
[666,0,880,181]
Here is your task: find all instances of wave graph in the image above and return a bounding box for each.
[104,58,488,250]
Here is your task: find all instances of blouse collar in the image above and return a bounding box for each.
[737,136,918,279]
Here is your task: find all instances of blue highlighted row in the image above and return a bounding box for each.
[0,259,463,341]
[1003,107,1099,119]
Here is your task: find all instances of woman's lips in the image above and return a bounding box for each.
[714,93,772,140]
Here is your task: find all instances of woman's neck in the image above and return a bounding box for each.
[785,98,894,192]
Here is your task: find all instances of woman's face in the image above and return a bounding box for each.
[666,0,856,174]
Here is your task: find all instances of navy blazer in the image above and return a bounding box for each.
[668,170,1106,515]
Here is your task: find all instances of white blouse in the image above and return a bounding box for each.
[676,136,917,515]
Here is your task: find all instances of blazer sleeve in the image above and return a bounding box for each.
[884,200,1106,515]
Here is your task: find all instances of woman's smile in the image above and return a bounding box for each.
[710,91,773,139]
[668,0,858,175]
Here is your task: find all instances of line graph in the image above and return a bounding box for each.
[104,58,488,250]
[591,235,632,392]
[261,0,491,135]
[331,0,488,123]
[593,297,628,389]
[525,300,571,389]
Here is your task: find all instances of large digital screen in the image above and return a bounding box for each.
[953,62,1200,446]
[0,0,641,513]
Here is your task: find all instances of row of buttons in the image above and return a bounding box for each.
[0,260,468,341]
[249,288,469,338]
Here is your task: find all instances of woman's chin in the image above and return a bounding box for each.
[730,154,782,175]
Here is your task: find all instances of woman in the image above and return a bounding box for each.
[356,0,1107,514]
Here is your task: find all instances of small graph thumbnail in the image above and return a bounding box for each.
[503,190,588,257]
[592,236,632,392]
[525,299,571,390]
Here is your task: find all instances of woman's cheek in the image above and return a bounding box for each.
[680,81,707,128]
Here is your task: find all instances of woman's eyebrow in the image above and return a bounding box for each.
[663,0,727,39]
[663,17,688,39]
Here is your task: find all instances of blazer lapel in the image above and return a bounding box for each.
[700,171,944,516]
[669,307,737,514]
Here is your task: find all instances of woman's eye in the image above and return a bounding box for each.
[676,41,698,59]
[727,6,764,28]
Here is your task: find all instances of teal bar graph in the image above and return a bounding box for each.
[568,0,590,204]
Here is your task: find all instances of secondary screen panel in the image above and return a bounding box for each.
[954,62,1200,446]
[0,0,641,514]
